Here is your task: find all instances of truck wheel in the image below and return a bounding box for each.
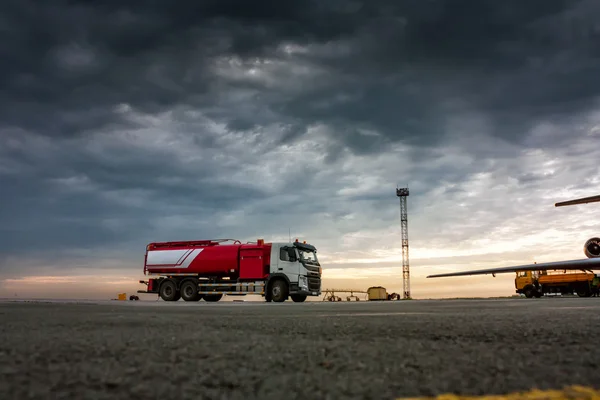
[180,280,200,302]
[270,279,288,303]
[524,287,534,298]
[291,294,307,303]
[577,287,591,297]
[159,280,177,301]
[204,294,223,302]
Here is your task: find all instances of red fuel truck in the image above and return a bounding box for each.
[137,238,322,303]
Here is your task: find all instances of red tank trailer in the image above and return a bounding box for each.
[144,239,271,280]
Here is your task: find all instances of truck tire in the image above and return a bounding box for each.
[577,285,591,297]
[180,280,200,302]
[524,286,534,298]
[269,279,288,303]
[159,280,178,301]
[291,294,307,303]
[204,294,223,302]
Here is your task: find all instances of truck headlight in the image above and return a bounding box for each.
[298,276,308,291]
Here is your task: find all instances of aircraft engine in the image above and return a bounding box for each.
[584,237,600,258]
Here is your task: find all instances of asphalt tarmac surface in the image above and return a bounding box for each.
[1,297,599,399]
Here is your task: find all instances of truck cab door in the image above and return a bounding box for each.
[275,246,300,279]
[515,271,525,289]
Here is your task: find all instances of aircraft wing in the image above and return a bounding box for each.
[555,194,600,207]
[427,258,600,278]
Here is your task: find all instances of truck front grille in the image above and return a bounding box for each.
[308,277,321,292]
[304,264,320,273]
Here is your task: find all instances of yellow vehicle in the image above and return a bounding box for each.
[366,287,401,301]
[367,286,388,301]
[515,270,600,298]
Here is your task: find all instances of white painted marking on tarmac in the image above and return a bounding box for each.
[319,312,431,317]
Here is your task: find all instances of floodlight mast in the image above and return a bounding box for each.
[396,187,410,299]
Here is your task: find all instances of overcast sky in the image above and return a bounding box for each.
[2,0,600,299]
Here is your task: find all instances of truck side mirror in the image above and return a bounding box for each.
[287,248,297,262]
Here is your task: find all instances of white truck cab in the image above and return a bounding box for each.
[266,240,322,302]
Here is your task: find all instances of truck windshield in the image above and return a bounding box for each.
[299,249,318,264]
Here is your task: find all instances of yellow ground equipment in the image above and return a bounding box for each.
[113,293,140,301]
[322,289,367,301]
[515,270,600,298]
[321,287,403,301]
[367,286,387,301]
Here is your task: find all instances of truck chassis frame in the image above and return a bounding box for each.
[138,274,309,303]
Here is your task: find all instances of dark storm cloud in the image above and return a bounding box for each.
[2,0,600,278]
[275,0,600,150]
[0,165,270,256]
[3,0,599,147]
